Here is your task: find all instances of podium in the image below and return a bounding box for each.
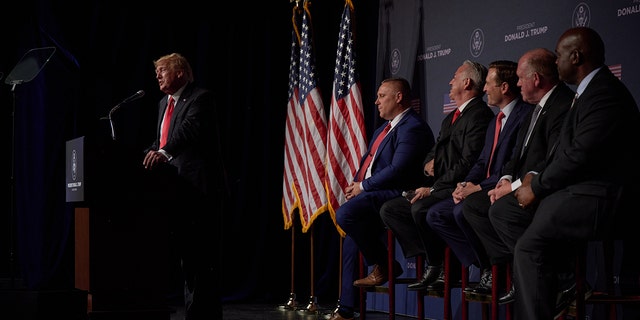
[72,136,176,320]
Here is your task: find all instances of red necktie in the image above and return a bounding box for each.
[486,111,505,178]
[160,96,175,148]
[356,123,391,181]
[451,109,461,124]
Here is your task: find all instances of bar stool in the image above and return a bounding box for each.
[358,229,424,320]
[561,239,640,319]
[416,246,459,320]
[464,263,512,320]
[559,192,640,319]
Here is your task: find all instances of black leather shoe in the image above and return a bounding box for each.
[554,283,576,320]
[425,269,446,291]
[498,284,515,305]
[471,268,493,295]
[407,264,442,291]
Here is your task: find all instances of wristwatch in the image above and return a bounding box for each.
[429,187,435,194]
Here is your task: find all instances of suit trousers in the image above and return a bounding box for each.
[336,191,394,311]
[426,196,489,269]
[491,182,618,320]
[463,190,514,266]
[380,195,446,266]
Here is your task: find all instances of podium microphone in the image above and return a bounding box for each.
[120,90,145,104]
[103,89,146,140]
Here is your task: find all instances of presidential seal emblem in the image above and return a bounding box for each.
[573,2,591,27]
[390,48,401,75]
[469,28,484,58]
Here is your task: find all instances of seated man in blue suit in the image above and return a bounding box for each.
[330,77,435,320]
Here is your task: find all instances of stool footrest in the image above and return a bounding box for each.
[584,292,640,303]
[464,292,493,303]
[364,286,391,294]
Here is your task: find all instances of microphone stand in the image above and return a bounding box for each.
[101,90,145,141]
[102,103,124,141]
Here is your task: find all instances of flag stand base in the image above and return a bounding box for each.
[296,295,319,314]
[277,292,299,311]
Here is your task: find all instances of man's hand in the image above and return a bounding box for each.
[424,159,435,177]
[345,181,363,200]
[408,187,432,204]
[453,182,480,204]
[514,172,536,209]
[489,178,512,204]
[143,150,169,170]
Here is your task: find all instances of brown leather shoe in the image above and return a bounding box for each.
[328,313,354,320]
[353,264,387,287]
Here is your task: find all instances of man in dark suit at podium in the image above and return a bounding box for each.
[143,52,225,320]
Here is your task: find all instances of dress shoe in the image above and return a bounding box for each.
[553,281,595,319]
[569,283,593,306]
[471,268,493,296]
[554,284,575,320]
[425,269,446,291]
[498,284,515,305]
[353,261,403,287]
[328,312,354,320]
[407,264,442,291]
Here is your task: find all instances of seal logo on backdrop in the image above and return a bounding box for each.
[573,2,591,27]
[469,28,484,57]
[391,48,401,75]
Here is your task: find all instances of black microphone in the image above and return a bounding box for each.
[120,90,145,104]
[103,89,145,141]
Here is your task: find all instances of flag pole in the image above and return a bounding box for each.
[278,223,299,311]
[331,236,343,316]
[298,224,319,314]
[279,0,302,312]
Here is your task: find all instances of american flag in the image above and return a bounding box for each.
[609,64,622,80]
[443,93,457,114]
[282,2,329,232]
[325,0,367,237]
[282,7,303,230]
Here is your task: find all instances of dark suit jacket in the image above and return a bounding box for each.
[465,98,533,189]
[147,83,224,197]
[533,67,639,200]
[357,108,435,195]
[425,96,495,196]
[501,82,574,180]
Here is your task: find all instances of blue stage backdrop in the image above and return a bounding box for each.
[371,1,640,319]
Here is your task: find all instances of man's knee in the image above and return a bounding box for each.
[379,200,392,222]
[410,205,426,224]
